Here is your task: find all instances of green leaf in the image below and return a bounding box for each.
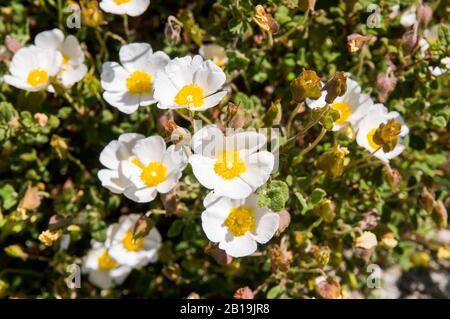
[168,219,184,238]
[267,285,283,299]
[309,188,326,205]
[0,184,18,210]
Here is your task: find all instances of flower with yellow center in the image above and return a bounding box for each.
[82,239,132,289]
[118,135,187,203]
[109,214,162,268]
[122,230,145,252]
[98,250,118,270]
[154,55,227,111]
[99,0,150,16]
[4,46,62,92]
[306,77,374,131]
[34,28,87,90]
[202,193,279,258]
[199,44,228,68]
[189,125,274,199]
[101,43,169,114]
[98,133,145,195]
[356,103,409,163]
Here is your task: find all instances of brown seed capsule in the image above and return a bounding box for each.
[290,70,322,102]
[323,72,347,104]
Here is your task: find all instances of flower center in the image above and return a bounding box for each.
[366,128,381,149]
[224,207,255,237]
[133,158,167,187]
[114,0,131,4]
[122,230,145,252]
[27,69,48,87]
[62,55,69,65]
[330,102,352,125]
[98,250,117,270]
[174,84,205,108]
[213,150,247,180]
[126,70,152,95]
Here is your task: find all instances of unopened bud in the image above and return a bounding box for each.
[290,70,322,102]
[317,145,349,177]
[418,5,433,26]
[432,201,448,229]
[34,112,48,128]
[276,210,291,235]
[234,287,254,299]
[421,187,435,213]
[315,276,342,299]
[382,166,401,192]
[402,29,419,53]
[313,198,336,222]
[373,119,401,152]
[323,72,347,104]
[376,72,397,102]
[133,215,154,241]
[205,243,233,266]
[164,16,182,44]
[5,35,21,53]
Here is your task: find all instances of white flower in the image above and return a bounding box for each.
[119,135,187,203]
[101,43,170,114]
[82,228,132,289]
[108,214,162,268]
[356,104,409,163]
[400,6,417,27]
[189,125,274,199]
[34,28,87,89]
[199,44,228,68]
[306,78,374,131]
[98,133,145,194]
[3,46,62,91]
[153,55,227,111]
[201,192,279,257]
[99,0,150,16]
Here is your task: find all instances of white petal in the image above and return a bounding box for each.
[132,135,166,165]
[188,154,219,189]
[252,212,279,244]
[100,140,121,169]
[98,169,129,193]
[59,64,87,87]
[240,151,274,188]
[34,29,64,50]
[191,90,227,111]
[123,186,158,203]
[119,160,146,189]
[214,177,253,200]
[62,35,84,65]
[103,91,140,114]
[219,233,257,258]
[224,131,267,154]
[119,43,152,73]
[88,270,113,289]
[153,71,179,109]
[193,60,226,95]
[191,125,224,158]
[101,62,128,92]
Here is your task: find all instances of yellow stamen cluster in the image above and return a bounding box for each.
[122,230,145,252]
[174,84,205,108]
[224,207,255,237]
[330,102,352,125]
[126,70,152,95]
[114,0,131,4]
[366,128,381,149]
[98,250,117,270]
[133,158,167,187]
[27,69,48,87]
[213,150,247,180]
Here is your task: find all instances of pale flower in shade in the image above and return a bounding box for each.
[82,227,132,289]
[355,231,378,250]
[99,0,150,16]
[400,6,417,27]
[34,28,87,89]
[306,78,374,132]
[199,44,228,68]
[101,43,170,114]
[356,104,409,163]
[119,135,187,203]
[189,125,274,199]
[3,46,62,91]
[108,214,162,268]
[98,133,145,194]
[153,55,227,111]
[201,192,279,258]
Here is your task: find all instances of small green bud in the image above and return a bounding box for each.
[316,145,349,177]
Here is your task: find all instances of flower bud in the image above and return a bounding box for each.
[205,243,233,266]
[313,198,336,222]
[50,135,69,159]
[315,276,342,299]
[409,251,431,267]
[290,70,322,102]
[5,35,21,53]
[276,210,291,235]
[164,16,182,44]
[373,119,402,152]
[38,230,62,247]
[271,244,292,272]
[421,187,435,213]
[382,166,401,192]
[253,5,279,34]
[346,33,374,53]
[18,185,42,211]
[234,287,254,299]
[312,246,331,267]
[402,29,419,53]
[323,72,347,104]
[418,5,433,26]
[132,215,155,241]
[432,201,448,229]
[376,72,397,102]
[81,0,106,27]
[355,231,378,250]
[4,244,28,260]
[298,0,316,12]
[381,232,398,248]
[316,145,349,177]
[34,112,48,128]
